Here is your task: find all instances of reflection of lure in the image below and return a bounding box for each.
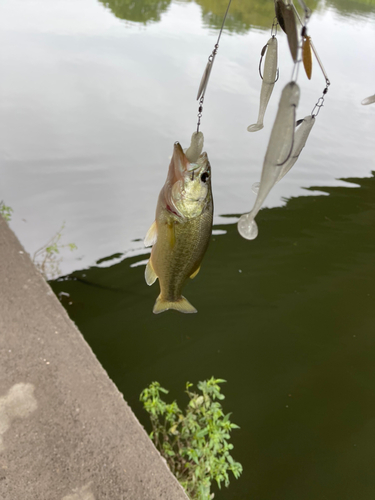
[238,82,300,240]
[361,94,375,105]
[276,115,315,183]
[275,0,298,63]
[302,36,313,79]
[144,138,213,314]
[248,37,278,133]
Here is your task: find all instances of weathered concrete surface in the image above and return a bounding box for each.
[0,216,188,500]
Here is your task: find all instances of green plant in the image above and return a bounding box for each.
[0,201,13,222]
[140,377,242,500]
[32,222,77,279]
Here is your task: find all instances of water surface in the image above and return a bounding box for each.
[1,0,374,273]
[1,0,375,498]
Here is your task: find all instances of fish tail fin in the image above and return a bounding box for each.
[247,123,264,132]
[153,295,197,314]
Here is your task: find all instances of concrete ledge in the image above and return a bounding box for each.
[0,216,188,500]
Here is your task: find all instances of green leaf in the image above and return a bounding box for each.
[140,378,242,499]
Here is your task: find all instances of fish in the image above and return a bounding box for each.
[238,81,300,240]
[276,115,315,183]
[144,140,213,314]
[361,94,375,105]
[248,37,278,133]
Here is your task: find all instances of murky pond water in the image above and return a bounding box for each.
[1,0,375,498]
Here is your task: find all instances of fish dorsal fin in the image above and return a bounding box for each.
[145,259,158,286]
[190,266,200,279]
[144,221,158,247]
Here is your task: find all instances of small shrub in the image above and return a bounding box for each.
[32,222,77,279]
[140,377,242,500]
[0,201,13,222]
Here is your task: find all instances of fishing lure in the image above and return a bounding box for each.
[248,36,278,132]
[361,94,375,105]
[276,115,315,183]
[185,131,204,163]
[238,81,300,240]
[302,35,313,79]
[275,0,298,63]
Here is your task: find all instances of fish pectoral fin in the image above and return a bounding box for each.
[144,221,158,247]
[153,295,197,314]
[145,259,158,286]
[190,266,201,279]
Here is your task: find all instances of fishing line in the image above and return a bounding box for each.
[195,0,233,132]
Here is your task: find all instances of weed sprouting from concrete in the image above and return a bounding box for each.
[0,201,13,222]
[32,222,77,280]
[140,377,242,500]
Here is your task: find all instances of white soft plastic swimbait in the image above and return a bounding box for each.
[238,81,300,240]
[248,37,278,133]
[276,115,315,183]
[361,94,375,105]
[185,131,204,163]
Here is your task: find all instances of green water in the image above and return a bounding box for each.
[2,0,373,495]
[52,173,375,500]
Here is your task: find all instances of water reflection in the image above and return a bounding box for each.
[194,0,278,33]
[98,0,321,31]
[98,0,172,24]
[326,0,375,18]
[51,171,375,499]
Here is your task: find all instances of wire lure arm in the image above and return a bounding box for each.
[291,0,330,85]
[195,0,233,131]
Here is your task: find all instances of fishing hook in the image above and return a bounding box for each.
[276,105,296,166]
[258,43,280,83]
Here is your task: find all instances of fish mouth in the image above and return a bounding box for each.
[174,142,208,174]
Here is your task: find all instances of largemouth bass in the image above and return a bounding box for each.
[248,37,278,133]
[238,81,300,240]
[144,140,213,314]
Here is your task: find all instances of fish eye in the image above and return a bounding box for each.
[201,172,209,183]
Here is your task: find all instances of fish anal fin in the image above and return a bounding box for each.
[190,266,200,279]
[153,295,197,314]
[144,221,158,247]
[145,259,158,286]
